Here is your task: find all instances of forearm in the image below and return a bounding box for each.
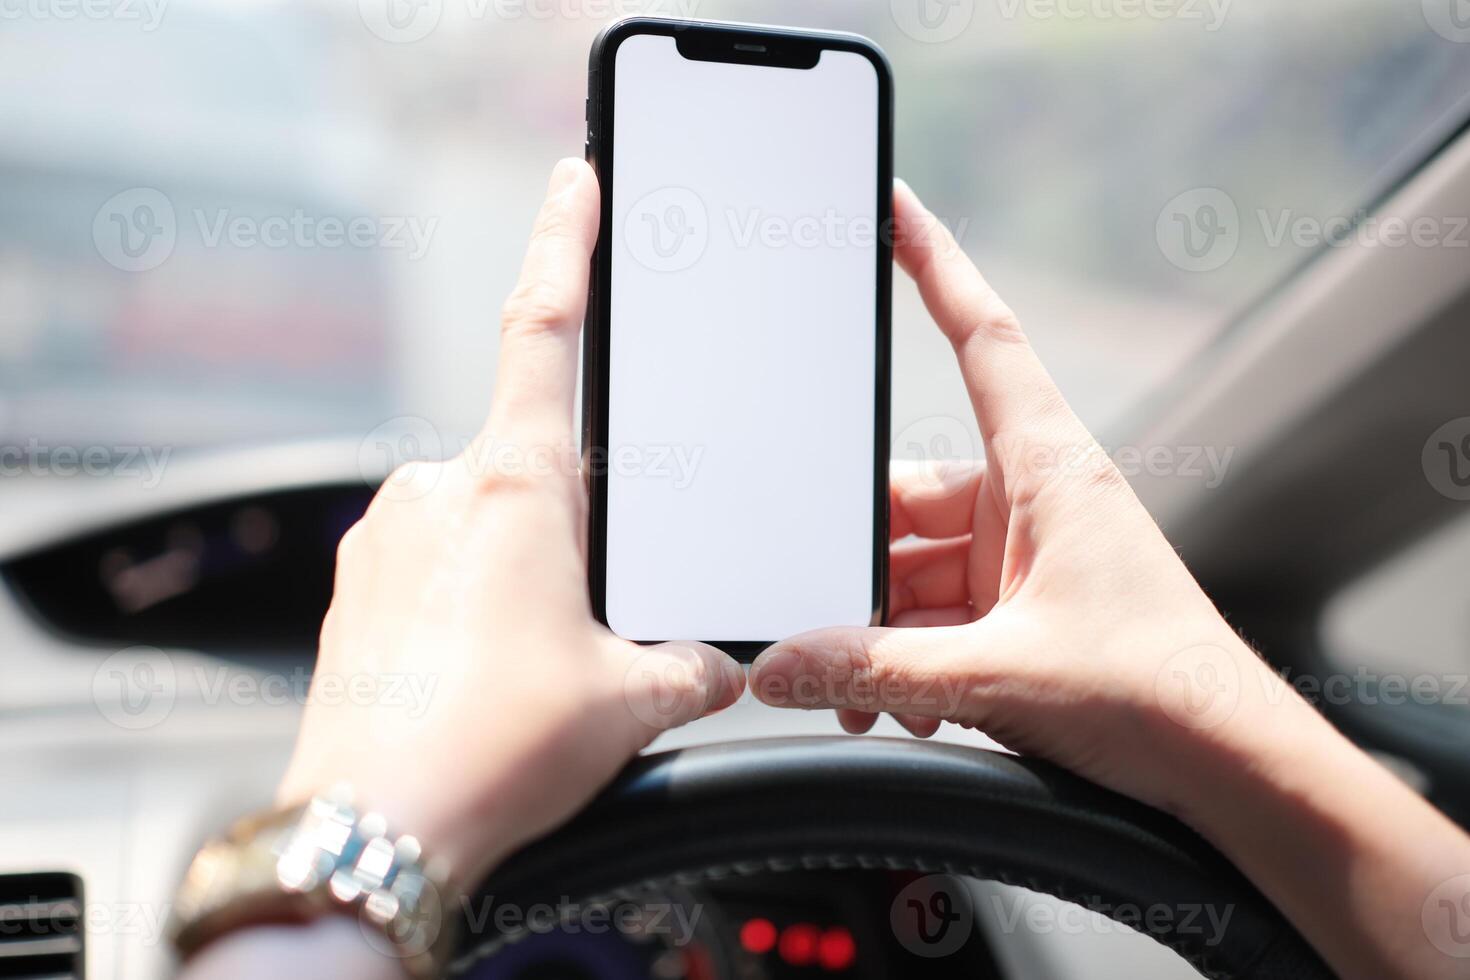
[1182,664,1470,979]
[178,917,409,980]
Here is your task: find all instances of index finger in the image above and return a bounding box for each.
[479,158,600,451]
[893,180,1091,461]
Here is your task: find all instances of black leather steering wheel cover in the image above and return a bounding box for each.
[455,737,1329,979]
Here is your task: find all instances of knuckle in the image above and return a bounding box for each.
[370,459,445,507]
[871,638,944,712]
[317,604,338,649]
[501,278,573,338]
[535,189,585,239]
[980,305,1027,345]
[334,520,366,565]
[953,302,1026,348]
[1081,455,1131,496]
[383,460,423,489]
[533,196,585,245]
[843,638,887,703]
[661,648,710,702]
[788,632,884,709]
[467,464,584,542]
[471,461,583,516]
[471,465,545,501]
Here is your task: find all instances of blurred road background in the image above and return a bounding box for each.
[5,0,1469,449]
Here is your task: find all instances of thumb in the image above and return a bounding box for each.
[751,623,1003,721]
[621,641,747,734]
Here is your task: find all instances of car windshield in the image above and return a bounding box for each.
[4,0,1470,469]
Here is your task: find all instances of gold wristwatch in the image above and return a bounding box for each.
[168,789,457,979]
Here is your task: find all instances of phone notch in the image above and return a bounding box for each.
[674,29,821,70]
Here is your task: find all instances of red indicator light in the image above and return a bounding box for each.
[740,918,777,955]
[778,923,820,966]
[818,927,856,971]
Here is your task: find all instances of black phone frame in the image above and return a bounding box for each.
[583,17,893,661]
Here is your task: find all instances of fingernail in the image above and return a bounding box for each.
[548,157,582,193]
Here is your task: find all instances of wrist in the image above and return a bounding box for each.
[1159,636,1338,835]
[179,916,409,980]
[274,761,523,896]
[1157,644,1470,977]
[172,790,459,980]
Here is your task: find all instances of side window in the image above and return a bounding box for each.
[1322,512,1470,716]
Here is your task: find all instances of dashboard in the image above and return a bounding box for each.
[4,484,373,653]
[456,872,1002,980]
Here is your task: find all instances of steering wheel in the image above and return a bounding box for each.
[452,737,1329,979]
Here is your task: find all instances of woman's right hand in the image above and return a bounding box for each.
[751,179,1470,980]
[755,178,1296,816]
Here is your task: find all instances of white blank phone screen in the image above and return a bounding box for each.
[606,34,879,642]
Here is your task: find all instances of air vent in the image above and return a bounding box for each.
[0,873,84,979]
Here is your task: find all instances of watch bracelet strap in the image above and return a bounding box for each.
[169,794,458,979]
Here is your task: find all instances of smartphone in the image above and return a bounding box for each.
[583,17,892,659]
